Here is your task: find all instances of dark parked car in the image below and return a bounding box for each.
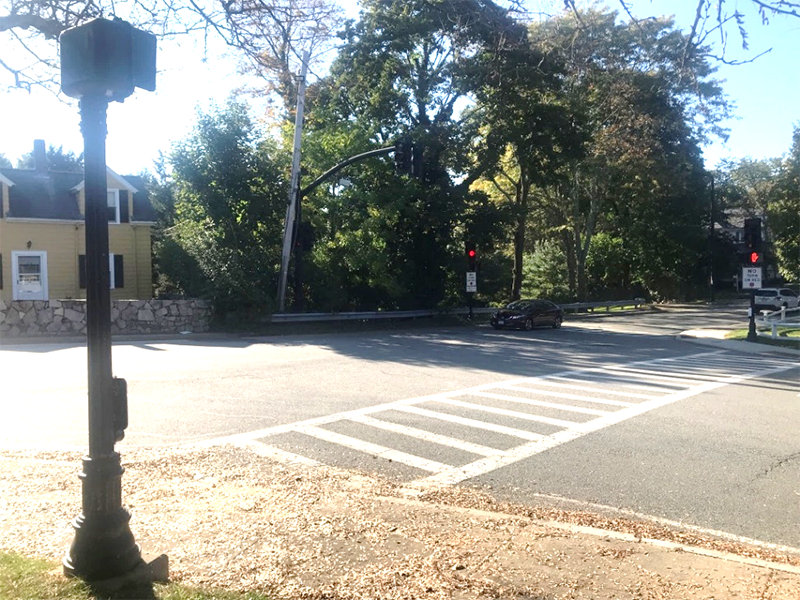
[490,300,563,331]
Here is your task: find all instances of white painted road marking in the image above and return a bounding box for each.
[198,351,798,488]
[346,414,501,456]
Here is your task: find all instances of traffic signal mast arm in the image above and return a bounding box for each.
[300,146,395,198]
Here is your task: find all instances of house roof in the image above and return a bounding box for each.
[0,167,156,222]
[2,168,83,220]
[123,175,158,222]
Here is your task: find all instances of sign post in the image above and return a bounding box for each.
[466,272,477,320]
[742,266,762,342]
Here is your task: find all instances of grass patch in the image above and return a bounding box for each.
[725,328,800,349]
[0,551,272,600]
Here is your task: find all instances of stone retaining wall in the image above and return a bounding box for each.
[0,299,212,337]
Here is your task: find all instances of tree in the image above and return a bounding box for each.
[563,0,800,65]
[465,34,581,300]
[0,0,343,99]
[182,0,344,111]
[16,144,83,171]
[525,9,723,300]
[714,156,781,216]
[769,126,800,280]
[0,154,11,168]
[299,0,524,310]
[165,100,288,312]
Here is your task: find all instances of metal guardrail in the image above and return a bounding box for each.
[269,299,647,324]
[560,299,647,313]
[755,306,800,339]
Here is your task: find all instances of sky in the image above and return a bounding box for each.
[1,0,799,175]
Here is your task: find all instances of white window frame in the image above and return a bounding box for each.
[109,253,116,289]
[11,250,48,301]
[107,189,120,224]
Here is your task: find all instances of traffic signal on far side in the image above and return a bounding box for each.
[411,142,424,179]
[749,251,760,264]
[743,217,762,250]
[466,241,477,271]
[394,137,412,175]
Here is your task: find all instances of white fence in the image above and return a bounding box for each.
[756,306,800,339]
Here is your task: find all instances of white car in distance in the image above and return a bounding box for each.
[753,288,799,311]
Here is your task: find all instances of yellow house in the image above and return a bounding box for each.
[0,141,156,303]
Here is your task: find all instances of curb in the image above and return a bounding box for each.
[677,331,800,357]
[386,495,800,576]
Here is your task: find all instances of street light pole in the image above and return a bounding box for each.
[59,17,158,583]
[63,95,142,579]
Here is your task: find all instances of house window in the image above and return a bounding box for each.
[107,189,120,223]
[79,254,124,289]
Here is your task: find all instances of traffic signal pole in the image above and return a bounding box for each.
[742,218,762,343]
[747,290,758,342]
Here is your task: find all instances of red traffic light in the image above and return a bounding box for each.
[468,249,476,258]
[749,251,759,264]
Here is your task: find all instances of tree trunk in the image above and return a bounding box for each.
[561,229,577,298]
[511,174,530,301]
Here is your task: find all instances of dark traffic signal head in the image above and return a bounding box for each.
[743,217,762,250]
[465,241,476,271]
[394,137,412,175]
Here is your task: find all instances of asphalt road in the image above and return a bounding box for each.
[2,304,798,548]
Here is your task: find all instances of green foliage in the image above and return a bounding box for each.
[714,157,781,217]
[297,0,525,311]
[16,144,83,172]
[166,100,288,313]
[768,126,800,280]
[520,8,720,301]
[585,233,631,299]
[520,241,571,303]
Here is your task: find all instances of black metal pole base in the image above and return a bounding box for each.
[747,317,758,342]
[63,455,142,581]
[747,290,758,342]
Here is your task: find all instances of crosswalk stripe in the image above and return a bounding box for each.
[516,379,651,401]
[497,384,634,407]
[237,440,321,466]
[579,370,692,387]
[469,390,611,416]
[346,414,501,456]
[431,397,580,428]
[295,425,453,473]
[412,360,798,487]
[549,374,670,393]
[391,404,544,440]
[605,366,730,383]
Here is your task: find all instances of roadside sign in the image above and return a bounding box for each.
[466,271,477,293]
[742,267,762,289]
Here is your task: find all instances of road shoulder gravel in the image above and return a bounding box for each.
[1,444,799,599]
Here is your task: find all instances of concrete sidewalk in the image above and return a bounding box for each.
[678,328,800,357]
[1,445,799,599]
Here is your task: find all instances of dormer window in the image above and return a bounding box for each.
[107,189,120,223]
